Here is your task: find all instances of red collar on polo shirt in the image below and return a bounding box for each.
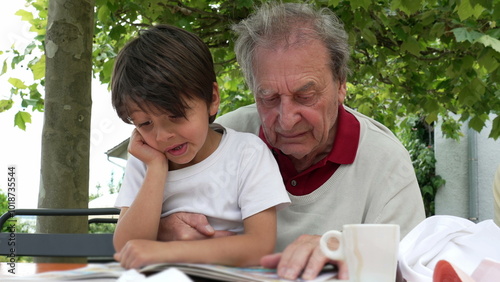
[259,104,360,196]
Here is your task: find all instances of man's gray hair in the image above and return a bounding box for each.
[232,2,351,92]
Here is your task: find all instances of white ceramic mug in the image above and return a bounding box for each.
[320,224,400,282]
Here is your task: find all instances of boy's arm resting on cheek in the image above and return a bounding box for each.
[157,212,236,241]
[113,161,168,251]
[118,207,277,269]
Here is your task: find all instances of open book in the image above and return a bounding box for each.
[0,262,337,281]
[141,262,337,281]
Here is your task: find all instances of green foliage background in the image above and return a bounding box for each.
[0,0,499,214]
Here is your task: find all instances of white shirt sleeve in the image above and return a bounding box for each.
[114,155,146,208]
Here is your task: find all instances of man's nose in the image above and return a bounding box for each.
[278,99,300,130]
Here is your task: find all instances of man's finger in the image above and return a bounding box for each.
[180,213,214,237]
[260,253,282,269]
[301,246,331,280]
[276,235,318,280]
[212,230,236,238]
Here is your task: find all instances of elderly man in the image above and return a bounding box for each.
[159,2,425,280]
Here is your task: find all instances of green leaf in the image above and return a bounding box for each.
[97,5,111,23]
[468,115,485,132]
[478,49,500,72]
[8,78,28,89]
[400,0,422,15]
[452,28,482,43]
[14,111,31,130]
[361,28,377,45]
[0,100,13,112]
[30,55,45,80]
[1,59,7,75]
[14,9,34,22]
[424,99,440,112]
[109,25,127,41]
[430,22,446,37]
[425,112,438,124]
[401,36,421,56]
[235,0,253,9]
[473,5,485,19]
[477,34,500,53]
[469,77,486,97]
[101,59,115,84]
[457,0,474,21]
[489,116,500,140]
[328,0,342,7]
[350,0,372,11]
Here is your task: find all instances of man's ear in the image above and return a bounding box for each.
[338,81,347,104]
[209,82,220,116]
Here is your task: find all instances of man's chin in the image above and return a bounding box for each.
[279,145,308,159]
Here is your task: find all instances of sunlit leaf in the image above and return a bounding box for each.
[14,9,34,22]
[8,77,28,89]
[97,5,110,23]
[0,100,14,113]
[14,111,31,131]
[477,34,500,53]
[30,55,45,80]
[1,59,7,75]
[425,112,438,124]
[457,0,474,21]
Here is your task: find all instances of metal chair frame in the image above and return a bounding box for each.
[0,208,120,261]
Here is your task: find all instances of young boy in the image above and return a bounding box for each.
[110,24,290,269]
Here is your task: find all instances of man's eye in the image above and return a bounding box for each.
[260,96,280,107]
[296,95,316,105]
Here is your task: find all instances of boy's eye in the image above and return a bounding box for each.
[137,121,152,128]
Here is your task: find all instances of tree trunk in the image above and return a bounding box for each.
[36,0,95,263]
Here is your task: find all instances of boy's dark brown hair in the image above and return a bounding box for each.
[111,24,217,123]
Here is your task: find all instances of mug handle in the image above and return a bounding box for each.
[320,230,344,260]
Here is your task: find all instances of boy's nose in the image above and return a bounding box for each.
[155,126,174,142]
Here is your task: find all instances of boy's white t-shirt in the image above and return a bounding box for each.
[115,127,290,234]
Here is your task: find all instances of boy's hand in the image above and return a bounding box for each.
[128,129,167,166]
[114,239,167,269]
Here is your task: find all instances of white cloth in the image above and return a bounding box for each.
[399,215,500,282]
[115,127,290,234]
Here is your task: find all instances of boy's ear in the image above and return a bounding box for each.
[209,82,220,116]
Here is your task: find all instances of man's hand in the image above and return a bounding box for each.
[157,212,236,241]
[260,234,348,280]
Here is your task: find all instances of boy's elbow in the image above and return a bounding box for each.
[113,233,126,253]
